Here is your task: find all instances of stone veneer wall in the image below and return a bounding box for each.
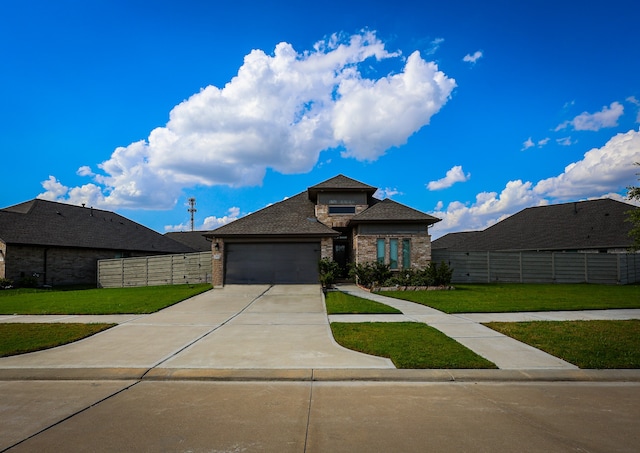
[354,234,432,270]
[320,237,333,261]
[315,204,369,228]
[3,244,156,286]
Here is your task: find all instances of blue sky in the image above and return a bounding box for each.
[2,0,640,239]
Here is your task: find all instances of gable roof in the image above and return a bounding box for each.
[433,199,637,252]
[0,199,194,253]
[165,231,212,252]
[307,174,377,201]
[208,192,340,238]
[351,198,441,224]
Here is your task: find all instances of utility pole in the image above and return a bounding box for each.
[187,197,197,231]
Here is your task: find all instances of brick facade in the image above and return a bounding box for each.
[354,234,432,269]
[2,244,167,286]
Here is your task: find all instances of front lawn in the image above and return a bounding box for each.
[0,323,116,357]
[325,291,401,314]
[0,284,211,315]
[330,322,496,369]
[485,320,640,368]
[382,283,640,313]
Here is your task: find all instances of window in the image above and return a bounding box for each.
[389,239,398,269]
[402,239,411,269]
[329,206,356,214]
[376,239,385,263]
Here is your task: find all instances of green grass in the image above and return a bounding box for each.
[330,322,497,369]
[0,284,212,315]
[485,320,640,369]
[382,283,640,313]
[0,323,116,357]
[325,291,401,314]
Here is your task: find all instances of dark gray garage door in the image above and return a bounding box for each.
[225,242,321,284]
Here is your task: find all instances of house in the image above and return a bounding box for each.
[165,231,212,252]
[206,175,440,286]
[432,199,638,253]
[0,199,195,286]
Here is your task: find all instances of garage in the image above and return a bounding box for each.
[225,242,321,284]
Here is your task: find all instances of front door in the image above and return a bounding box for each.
[333,239,348,278]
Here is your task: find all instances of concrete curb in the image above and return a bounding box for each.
[2,368,639,382]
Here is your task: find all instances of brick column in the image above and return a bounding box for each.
[211,238,224,287]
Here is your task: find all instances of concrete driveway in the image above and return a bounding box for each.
[0,285,393,373]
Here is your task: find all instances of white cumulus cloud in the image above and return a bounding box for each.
[164,207,241,232]
[427,165,471,190]
[463,50,483,64]
[40,30,456,210]
[430,129,640,238]
[556,101,624,132]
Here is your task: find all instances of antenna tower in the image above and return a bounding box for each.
[187,197,197,231]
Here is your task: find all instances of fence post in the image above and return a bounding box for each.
[486,252,490,283]
[584,253,588,283]
[617,254,621,284]
[519,252,523,283]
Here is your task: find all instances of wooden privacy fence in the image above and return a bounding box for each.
[98,252,212,288]
[432,250,640,285]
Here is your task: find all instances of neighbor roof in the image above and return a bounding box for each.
[431,231,482,250]
[433,199,637,252]
[165,231,212,252]
[0,199,194,253]
[208,192,340,238]
[350,198,441,225]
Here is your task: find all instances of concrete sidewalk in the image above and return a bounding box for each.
[333,285,640,370]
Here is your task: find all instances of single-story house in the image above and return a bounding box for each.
[206,174,441,286]
[0,199,195,286]
[432,199,638,253]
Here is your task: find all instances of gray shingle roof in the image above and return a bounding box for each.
[307,174,377,202]
[431,231,482,250]
[433,199,637,252]
[208,192,340,238]
[308,174,377,192]
[351,198,441,224]
[165,231,212,252]
[0,199,194,253]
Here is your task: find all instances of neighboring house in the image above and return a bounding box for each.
[432,199,638,253]
[0,199,195,286]
[165,231,212,252]
[206,175,440,285]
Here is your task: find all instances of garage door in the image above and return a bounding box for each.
[225,242,321,284]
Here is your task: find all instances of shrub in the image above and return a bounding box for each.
[0,278,13,289]
[432,261,454,286]
[348,261,392,289]
[380,261,454,287]
[17,275,39,288]
[319,258,341,288]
